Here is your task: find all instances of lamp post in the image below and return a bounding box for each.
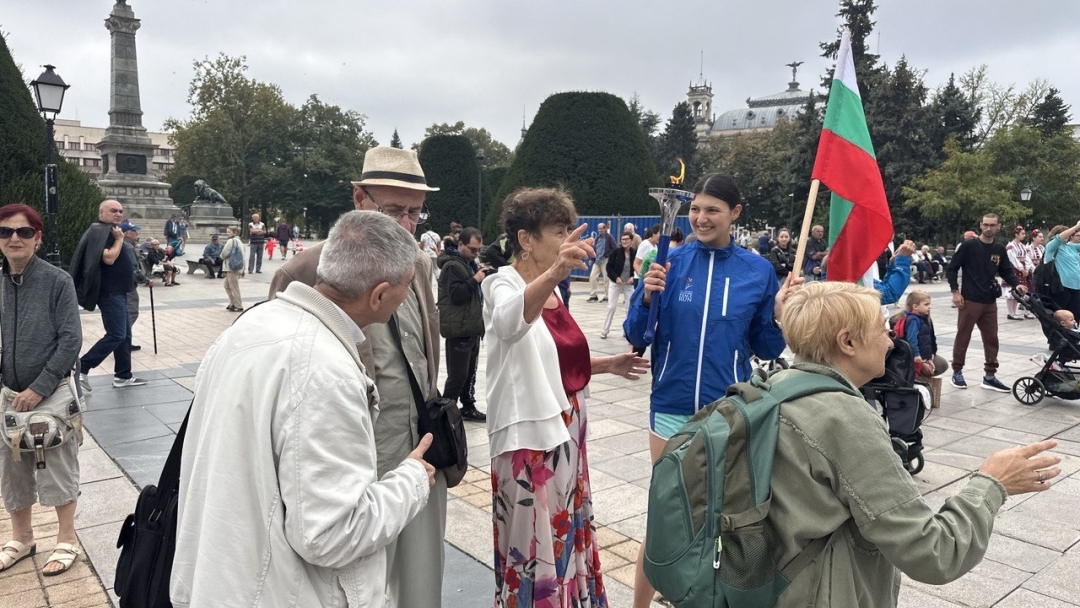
[302,206,309,239]
[475,150,485,227]
[1020,187,1032,204]
[29,65,70,268]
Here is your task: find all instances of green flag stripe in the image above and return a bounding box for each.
[827,193,852,248]
[822,81,876,159]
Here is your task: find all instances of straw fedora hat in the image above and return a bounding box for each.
[351,146,440,192]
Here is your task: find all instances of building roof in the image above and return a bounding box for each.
[711,80,809,133]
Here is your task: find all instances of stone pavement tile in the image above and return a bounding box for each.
[591,454,652,483]
[592,483,649,526]
[34,547,93,585]
[588,468,627,493]
[922,448,986,472]
[992,508,1080,552]
[589,429,649,455]
[983,534,1063,573]
[1,588,46,608]
[946,407,1016,427]
[604,562,636,589]
[1023,551,1080,604]
[607,539,641,562]
[586,444,625,464]
[903,558,1030,608]
[910,460,969,494]
[157,366,196,379]
[143,399,192,426]
[1056,424,1080,442]
[76,521,123,593]
[1029,404,1080,424]
[1047,438,1080,458]
[74,478,137,529]
[85,383,195,411]
[923,414,991,436]
[606,513,647,542]
[587,403,641,421]
[995,415,1077,437]
[940,435,1019,459]
[1050,476,1080,497]
[921,427,971,449]
[978,426,1051,445]
[444,498,494,569]
[462,467,488,485]
[594,525,629,549]
[598,549,629,571]
[80,409,172,449]
[42,573,109,605]
[588,418,641,440]
[1007,486,1080,531]
[995,588,1080,608]
[896,585,966,608]
[77,448,124,485]
[1,570,41,596]
[462,490,492,510]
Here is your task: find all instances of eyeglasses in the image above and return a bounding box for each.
[461,244,480,254]
[0,227,36,239]
[363,187,429,223]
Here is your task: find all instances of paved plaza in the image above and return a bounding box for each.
[3,245,1080,608]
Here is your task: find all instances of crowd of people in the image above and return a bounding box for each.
[0,146,1070,608]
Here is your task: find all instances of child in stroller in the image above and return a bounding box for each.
[1012,289,1080,405]
[860,337,931,474]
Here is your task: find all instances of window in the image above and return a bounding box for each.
[159,148,171,159]
[85,142,95,151]
[84,158,101,167]
[54,140,64,150]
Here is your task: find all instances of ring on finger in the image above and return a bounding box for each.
[1037,471,1045,484]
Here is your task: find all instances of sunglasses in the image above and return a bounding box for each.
[0,227,36,239]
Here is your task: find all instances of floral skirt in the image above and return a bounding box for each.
[491,393,607,608]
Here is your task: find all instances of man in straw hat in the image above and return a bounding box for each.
[268,147,457,608]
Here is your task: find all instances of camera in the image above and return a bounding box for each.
[481,265,497,276]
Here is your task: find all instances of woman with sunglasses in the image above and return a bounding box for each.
[0,204,83,576]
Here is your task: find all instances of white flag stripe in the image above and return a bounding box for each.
[835,30,860,100]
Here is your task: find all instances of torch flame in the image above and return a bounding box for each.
[669,158,686,186]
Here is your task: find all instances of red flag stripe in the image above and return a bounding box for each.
[813,129,893,283]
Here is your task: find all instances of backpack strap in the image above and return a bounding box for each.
[781,533,834,583]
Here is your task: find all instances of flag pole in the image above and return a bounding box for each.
[792,178,822,278]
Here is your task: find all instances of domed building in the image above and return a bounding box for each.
[690,63,811,143]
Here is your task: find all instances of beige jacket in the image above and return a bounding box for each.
[768,362,1007,608]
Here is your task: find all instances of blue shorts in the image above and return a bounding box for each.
[649,411,693,440]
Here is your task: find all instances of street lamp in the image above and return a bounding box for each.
[475,150,485,227]
[302,206,310,239]
[29,65,70,268]
[1020,187,1032,203]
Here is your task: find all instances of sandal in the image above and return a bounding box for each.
[0,540,36,572]
[42,542,80,576]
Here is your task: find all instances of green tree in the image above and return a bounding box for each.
[165,54,296,232]
[655,101,698,184]
[283,95,376,233]
[390,129,403,149]
[628,93,662,167]
[419,121,513,168]
[417,135,482,233]
[959,66,1050,142]
[902,136,1021,241]
[1028,87,1071,137]
[0,32,99,262]
[930,73,981,152]
[984,125,1080,227]
[820,0,883,94]
[488,92,657,236]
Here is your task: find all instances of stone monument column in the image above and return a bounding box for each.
[95,0,181,224]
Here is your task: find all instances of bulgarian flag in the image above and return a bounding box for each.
[812,29,892,284]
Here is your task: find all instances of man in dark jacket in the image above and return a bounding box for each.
[164,214,180,242]
[199,234,225,278]
[71,200,146,390]
[947,213,1025,391]
[436,227,487,422]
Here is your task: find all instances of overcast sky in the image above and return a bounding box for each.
[4,1,1078,149]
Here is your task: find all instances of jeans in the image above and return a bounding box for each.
[248,242,263,272]
[443,335,481,410]
[80,292,131,379]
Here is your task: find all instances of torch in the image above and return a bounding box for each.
[643,159,693,344]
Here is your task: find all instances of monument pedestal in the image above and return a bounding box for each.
[187,203,236,240]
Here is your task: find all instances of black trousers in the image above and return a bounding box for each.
[443,335,481,410]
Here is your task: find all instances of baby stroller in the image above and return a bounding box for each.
[1011,289,1080,405]
[860,338,931,474]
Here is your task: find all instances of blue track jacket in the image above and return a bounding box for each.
[623,241,785,415]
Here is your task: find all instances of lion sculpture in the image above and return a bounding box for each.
[193,179,228,206]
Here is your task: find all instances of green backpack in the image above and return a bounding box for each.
[643,369,860,608]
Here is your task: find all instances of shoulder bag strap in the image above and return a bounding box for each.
[387,315,429,417]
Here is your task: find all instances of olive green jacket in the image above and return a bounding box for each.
[768,361,1007,608]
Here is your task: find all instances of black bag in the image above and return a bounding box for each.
[991,280,1003,299]
[1033,260,1063,296]
[388,317,468,483]
[114,407,190,608]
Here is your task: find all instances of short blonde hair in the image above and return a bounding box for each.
[905,291,930,311]
[781,281,882,364]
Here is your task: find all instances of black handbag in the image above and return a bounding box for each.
[388,317,468,482]
[114,406,190,608]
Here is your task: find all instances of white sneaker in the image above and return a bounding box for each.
[78,373,92,392]
[112,377,147,388]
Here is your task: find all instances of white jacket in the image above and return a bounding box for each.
[171,282,430,608]
[482,266,575,458]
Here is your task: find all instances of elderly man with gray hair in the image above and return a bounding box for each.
[172,210,437,608]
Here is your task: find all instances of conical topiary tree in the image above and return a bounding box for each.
[486,92,658,236]
[417,134,482,234]
[0,32,100,263]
